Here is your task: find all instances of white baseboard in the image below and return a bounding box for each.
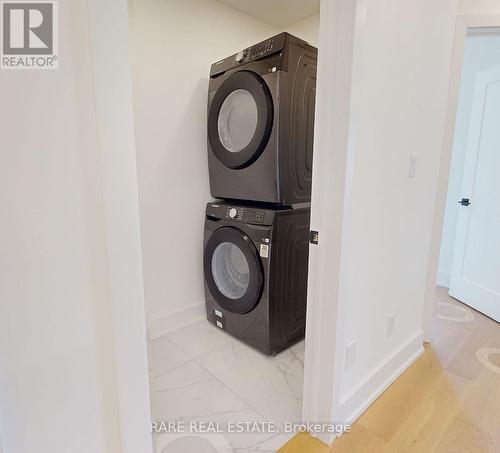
[149,302,206,340]
[338,330,424,425]
[436,271,450,288]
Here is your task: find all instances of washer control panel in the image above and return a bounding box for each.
[225,206,266,224]
[206,203,273,226]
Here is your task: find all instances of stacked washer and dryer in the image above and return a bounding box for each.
[203,33,318,356]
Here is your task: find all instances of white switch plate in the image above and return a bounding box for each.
[409,153,418,178]
[345,340,357,370]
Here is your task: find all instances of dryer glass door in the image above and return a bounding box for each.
[208,71,273,169]
[204,227,263,314]
[217,89,258,153]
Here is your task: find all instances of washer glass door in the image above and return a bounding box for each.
[211,241,250,299]
[204,227,263,314]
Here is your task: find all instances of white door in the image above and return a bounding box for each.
[449,65,500,322]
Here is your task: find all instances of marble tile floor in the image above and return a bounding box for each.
[149,320,305,453]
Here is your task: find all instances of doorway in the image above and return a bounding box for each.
[128,1,321,451]
[436,28,500,322]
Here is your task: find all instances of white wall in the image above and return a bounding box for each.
[287,13,320,46]
[0,1,150,452]
[129,0,319,336]
[438,31,500,287]
[328,0,500,427]
[328,0,458,423]
[459,0,500,13]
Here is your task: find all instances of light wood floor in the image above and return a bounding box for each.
[278,287,500,453]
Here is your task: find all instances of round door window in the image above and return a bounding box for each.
[217,89,258,153]
[211,241,250,299]
[208,71,273,170]
[204,227,264,314]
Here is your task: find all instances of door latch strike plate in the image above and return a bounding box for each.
[310,230,319,245]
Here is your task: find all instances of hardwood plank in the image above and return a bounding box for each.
[277,432,328,453]
[445,322,497,382]
[431,322,471,366]
[328,424,395,453]
[388,371,472,453]
[357,346,443,442]
[434,418,496,453]
[456,367,500,438]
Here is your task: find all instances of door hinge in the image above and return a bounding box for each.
[310,230,319,245]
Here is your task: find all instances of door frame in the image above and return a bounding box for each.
[87,0,153,452]
[423,14,500,341]
[302,0,365,445]
[97,0,364,450]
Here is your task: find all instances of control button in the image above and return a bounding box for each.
[229,208,238,218]
[235,51,245,62]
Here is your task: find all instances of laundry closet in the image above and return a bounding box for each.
[129,0,320,450]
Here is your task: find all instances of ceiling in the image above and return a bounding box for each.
[215,0,320,27]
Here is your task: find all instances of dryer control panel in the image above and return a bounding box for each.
[210,34,285,77]
[210,32,316,78]
[236,37,279,64]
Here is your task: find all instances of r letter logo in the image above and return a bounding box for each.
[1,1,58,69]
